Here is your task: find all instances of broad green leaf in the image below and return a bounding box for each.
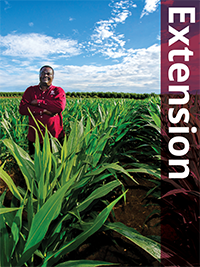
[37,129,51,208]
[55,260,117,267]
[0,191,16,229]
[1,138,34,191]
[92,130,111,166]
[18,171,81,266]
[105,222,161,262]
[85,163,138,184]
[127,167,160,179]
[43,191,127,266]
[34,129,41,181]
[28,108,44,139]
[149,110,161,128]
[0,214,11,266]
[0,168,23,202]
[115,130,128,142]
[11,193,27,256]
[27,182,34,230]
[0,207,22,215]
[76,180,121,213]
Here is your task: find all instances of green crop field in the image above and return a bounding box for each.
[0,95,199,266]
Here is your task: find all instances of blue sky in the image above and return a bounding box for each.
[0,0,160,93]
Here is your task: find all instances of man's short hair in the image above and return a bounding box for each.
[40,65,54,76]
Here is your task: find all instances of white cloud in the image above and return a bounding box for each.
[4,0,11,10]
[89,0,137,59]
[141,0,160,18]
[0,33,81,58]
[29,22,34,27]
[0,44,160,94]
[114,11,130,23]
[92,21,114,41]
[0,0,160,94]
[55,44,160,93]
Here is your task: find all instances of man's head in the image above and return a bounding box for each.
[39,65,54,87]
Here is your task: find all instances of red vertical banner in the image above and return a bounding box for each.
[161,0,200,266]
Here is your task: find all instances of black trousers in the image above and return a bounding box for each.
[28,137,64,156]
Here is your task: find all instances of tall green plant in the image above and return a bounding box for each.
[0,119,162,266]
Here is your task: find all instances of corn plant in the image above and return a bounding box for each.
[0,99,28,159]
[0,115,162,267]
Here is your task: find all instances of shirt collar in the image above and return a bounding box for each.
[39,84,53,91]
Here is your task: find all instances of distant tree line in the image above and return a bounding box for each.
[0,91,159,99]
[0,92,24,97]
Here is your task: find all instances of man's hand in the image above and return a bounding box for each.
[30,100,57,116]
[43,109,53,116]
[43,109,58,116]
[30,99,38,106]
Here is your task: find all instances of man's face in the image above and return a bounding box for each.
[39,67,54,87]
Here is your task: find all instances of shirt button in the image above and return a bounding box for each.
[40,116,43,118]
[42,97,44,99]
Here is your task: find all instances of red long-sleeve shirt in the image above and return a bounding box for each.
[19,84,66,143]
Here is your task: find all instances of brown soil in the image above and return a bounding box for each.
[70,176,161,267]
[0,159,161,267]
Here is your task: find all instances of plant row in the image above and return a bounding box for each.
[0,97,162,266]
[0,91,158,99]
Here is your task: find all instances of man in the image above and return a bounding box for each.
[19,65,66,155]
